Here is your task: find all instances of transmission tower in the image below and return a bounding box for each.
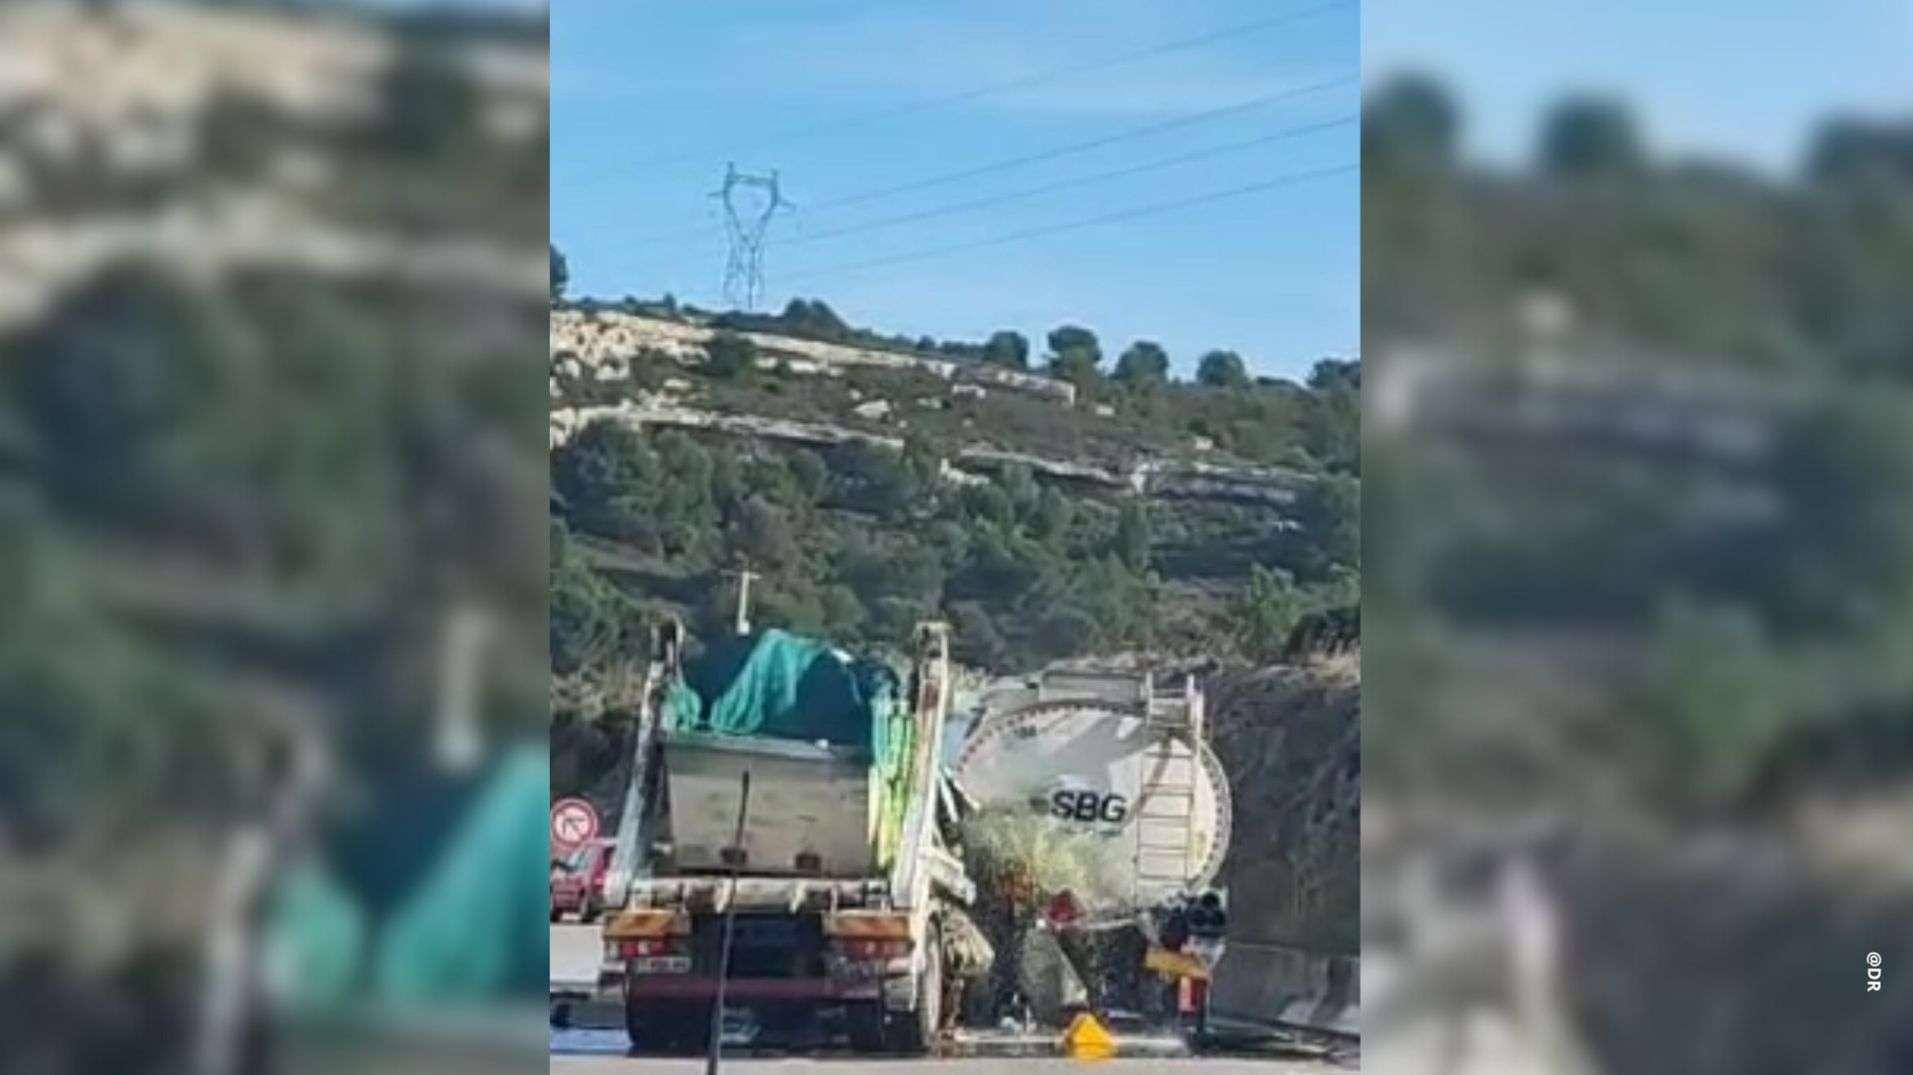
[711,162,793,311]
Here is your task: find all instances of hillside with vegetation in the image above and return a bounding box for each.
[1365,74,1913,820]
[1362,75,1913,1075]
[1,4,548,1070]
[548,282,1360,700]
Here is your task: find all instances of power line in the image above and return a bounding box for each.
[778,161,1356,284]
[782,115,1354,248]
[629,0,1353,170]
[628,73,1356,247]
[807,74,1357,214]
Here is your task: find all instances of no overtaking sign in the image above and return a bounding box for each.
[550,796,599,854]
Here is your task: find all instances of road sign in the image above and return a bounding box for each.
[550,796,600,853]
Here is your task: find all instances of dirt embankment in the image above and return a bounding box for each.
[549,714,634,830]
[1206,653,1360,954]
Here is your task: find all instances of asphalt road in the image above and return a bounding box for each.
[552,1060,1346,1075]
[552,923,1351,1073]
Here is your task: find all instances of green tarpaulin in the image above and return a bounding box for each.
[663,629,898,754]
[375,744,549,999]
[261,743,550,1007]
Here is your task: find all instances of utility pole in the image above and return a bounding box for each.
[710,163,792,311]
[732,567,758,636]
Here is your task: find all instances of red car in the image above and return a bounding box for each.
[551,838,614,922]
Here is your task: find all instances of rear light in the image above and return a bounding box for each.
[822,912,912,941]
[604,908,690,940]
[833,938,911,960]
[617,938,684,960]
[824,911,913,963]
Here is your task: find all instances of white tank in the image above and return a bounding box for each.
[952,671,1231,907]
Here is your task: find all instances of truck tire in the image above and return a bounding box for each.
[887,925,943,1055]
[625,991,709,1054]
[621,986,658,1052]
[676,1002,717,1054]
[846,1001,887,1053]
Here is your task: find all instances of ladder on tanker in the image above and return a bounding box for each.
[1132,674,1204,901]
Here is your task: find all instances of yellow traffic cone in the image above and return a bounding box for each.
[1062,1011,1116,1061]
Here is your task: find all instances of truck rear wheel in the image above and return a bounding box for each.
[621,986,659,1052]
[846,1001,887,1052]
[887,925,943,1054]
[624,991,710,1054]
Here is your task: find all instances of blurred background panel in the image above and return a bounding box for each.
[1364,2,1913,1073]
[0,2,547,1074]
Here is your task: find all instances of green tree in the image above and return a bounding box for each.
[1196,350,1251,388]
[982,330,1030,368]
[382,39,476,157]
[1294,474,1360,575]
[1234,564,1307,661]
[705,331,757,378]
[735,496,798,570]
[1807,118,1913,186]
[787,449,828,500]
[953,527,1046,603]
[1305,384,1361,474]
[780,298,849,341]
[550,245,568,302]
[550,517,632,673]
[1047,324,1103,385]
[1540,96,1644,177]
[1037,605,1100,661]
[652,431,719,558]
[753,581,826,635]
[1112,340,1170,386]
[1113,501,1152,571]
[827,442,919,519]
[998,464,1039,517]
[960,483,1015,528]
[820,584,867,636]
[710,449,746,513]
[1028,486,1073,546]
[950,601,1008,668]
[900,433,944,492]
[1308,358,1360,393]
[552,420,661,545]
[1363,73,1460,175]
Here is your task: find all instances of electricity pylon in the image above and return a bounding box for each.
[711,163,792,311]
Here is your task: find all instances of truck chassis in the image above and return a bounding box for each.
[597,622,971,1055]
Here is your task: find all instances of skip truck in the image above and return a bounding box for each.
[595,619,977,1054]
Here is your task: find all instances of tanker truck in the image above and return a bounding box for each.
[953,668,1233,1031]
[596,619,976,1054]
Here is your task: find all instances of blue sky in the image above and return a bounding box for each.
[552,0,1359,381]
[1366,0,1913,174]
